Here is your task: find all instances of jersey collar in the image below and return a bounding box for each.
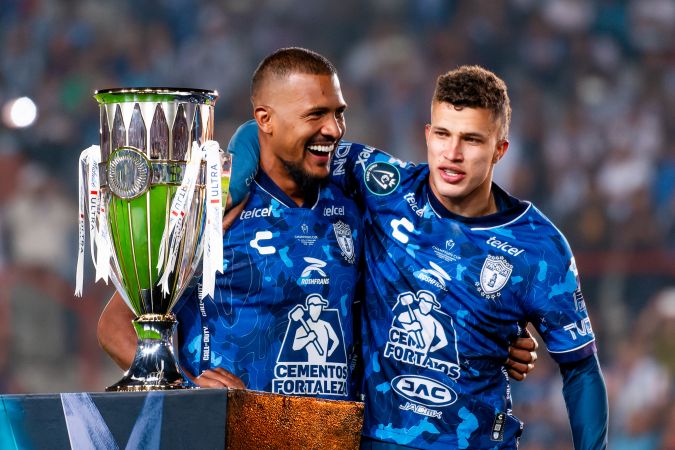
[426,182,530,228]
[254,169,320,209]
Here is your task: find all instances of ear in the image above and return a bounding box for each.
[254,105,273,134]
[493,139,509,164]
[424,124,431,145]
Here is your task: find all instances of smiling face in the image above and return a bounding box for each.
[426,101,508,217]
[255,72,346,201]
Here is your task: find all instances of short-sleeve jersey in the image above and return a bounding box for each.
[175,170,363,400]
[331,142,597,448]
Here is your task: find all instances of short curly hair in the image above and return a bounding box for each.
[434,65,511,140]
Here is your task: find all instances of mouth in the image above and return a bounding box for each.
[442,169,461,176]
[439,166,465,183]
[306,143,335,157]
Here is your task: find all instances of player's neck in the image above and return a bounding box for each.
[432,183,497,218]
[259,162,318,207]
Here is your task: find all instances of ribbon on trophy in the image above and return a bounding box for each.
[75,145,100,297]
[75,146,129,306]
[201,140,224,299]
[157,140,223,298]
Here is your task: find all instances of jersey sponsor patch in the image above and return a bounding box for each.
[365,162,400,195]
[392,375,458,408]
[383,291,461,379]
[273,295,348,397]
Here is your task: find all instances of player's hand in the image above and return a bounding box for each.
[307,331,318,342]
[505,329,538,381]
[184,367,246,389]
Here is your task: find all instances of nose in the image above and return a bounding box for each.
[443,137,463,161]
[321,114,344,140]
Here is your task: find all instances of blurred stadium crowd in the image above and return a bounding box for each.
[0,0,673,448]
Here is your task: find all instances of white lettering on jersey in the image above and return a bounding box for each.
[486,236,525,256]
[403,192,424,217]
[391,217,414,244]
[250,231,276,255]
[355,145,376,171]
[323,205,345,217]
[240,206,272,220]
[332,143,351,176]
[563,317,593,340]
[400,402,443,419]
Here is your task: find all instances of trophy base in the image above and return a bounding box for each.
[105,313,190,392]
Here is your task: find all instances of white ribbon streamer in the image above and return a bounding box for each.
[201,141,224,299]
[94,190,111,283]
[157,141,203,295]
[75,145,100,296]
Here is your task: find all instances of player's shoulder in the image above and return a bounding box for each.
[513,201,575,260]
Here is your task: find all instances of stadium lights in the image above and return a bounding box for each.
[2,96,38,128]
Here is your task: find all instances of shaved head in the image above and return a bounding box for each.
[251,47,337,103]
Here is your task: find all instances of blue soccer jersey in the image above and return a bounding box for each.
[331,142,597,448]
[174,170,363,400]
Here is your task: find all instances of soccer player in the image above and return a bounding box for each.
[231,63,608,448]
[98,48,362,398]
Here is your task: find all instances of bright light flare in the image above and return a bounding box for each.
[2,96,38,128]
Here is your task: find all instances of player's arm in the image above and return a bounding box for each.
[527,238,607,447]
[97,292,136,369]
[560,354,608,449]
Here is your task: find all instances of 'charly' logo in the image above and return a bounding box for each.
[391,217,414,244]
[250,231,276,255]
[365,162,400,195]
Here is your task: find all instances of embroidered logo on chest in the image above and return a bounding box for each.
[333,220,355,264]
[476,255,513,298]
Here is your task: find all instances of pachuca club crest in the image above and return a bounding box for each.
[333,220,355,264]
[478,255,513,298]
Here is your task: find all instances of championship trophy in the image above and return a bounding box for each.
[76,88,228,391]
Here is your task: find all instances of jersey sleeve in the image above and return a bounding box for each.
[227,119,260,206]
[330,141,414,202]
[524,234,597,364]
[561,355,609,450]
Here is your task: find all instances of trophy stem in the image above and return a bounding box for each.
[105,313,189,391]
